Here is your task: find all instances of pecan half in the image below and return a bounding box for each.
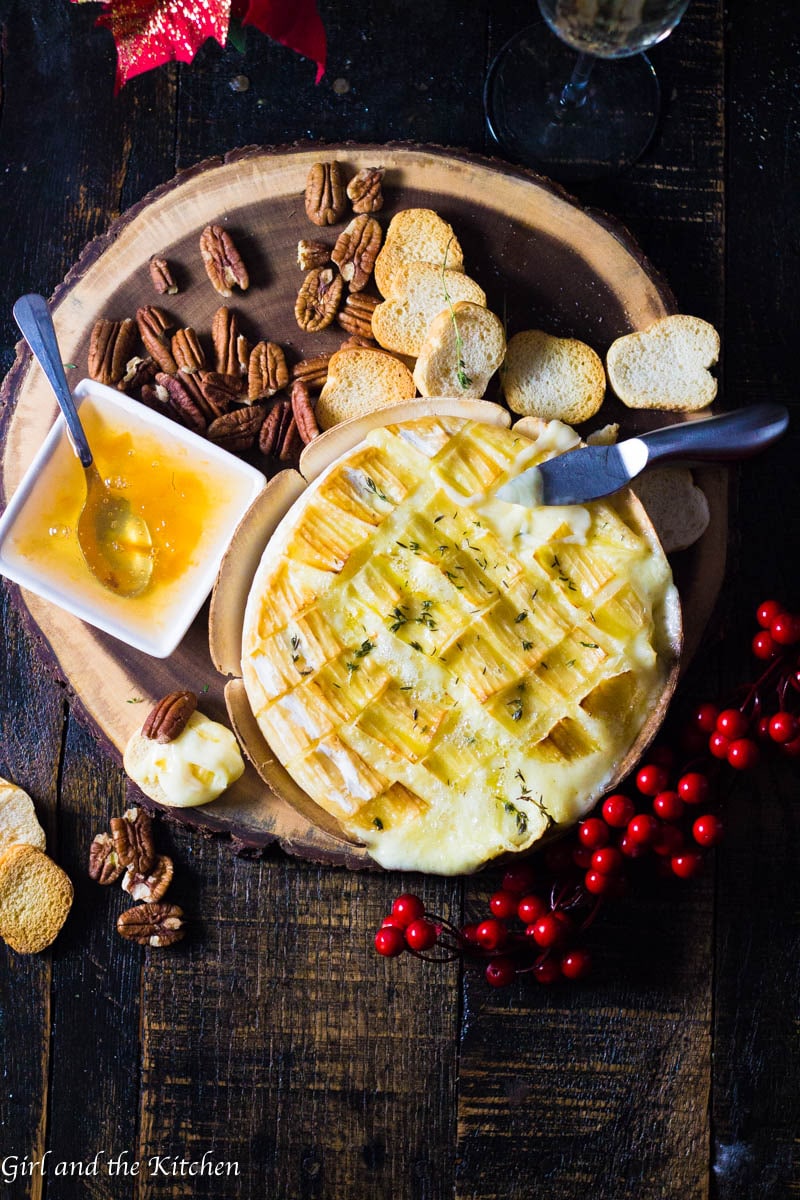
[248,341,288,403]
[297,239,331,271]
[279,417,303,463]
[117,902,185,947]
[143,690,197,743]
[88,318,138,387]
[149,256,178,295]
[331,215,382,292]
[88,832,124,885]
[207,405,266,453]
[305,161,347,226]
[337,291,379,339]
[122,855,174,904]
[155,372,207,433]
[340,334,376,350]
[291,353,332,391]
[291,380,320,445]
[137,306,177,374]
[259,399,292,456]
[197,370,244,417]
[295,268,343,333]
[211,307,249,377]
[347,167,385,214]
[118,355,157,394]
[200,224,249,297]
[140,383,169,416]
[111,807,156,876]
[172,327,206,374]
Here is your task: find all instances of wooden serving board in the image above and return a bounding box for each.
[0,144,726,865]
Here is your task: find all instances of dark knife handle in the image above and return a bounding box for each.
[640,403,789,465]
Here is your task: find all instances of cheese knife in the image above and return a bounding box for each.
[495,403,790,507]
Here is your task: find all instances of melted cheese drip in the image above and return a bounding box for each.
[242,417,678,874]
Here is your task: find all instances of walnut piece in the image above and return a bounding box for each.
[122,855,174,904]
[149,256,178,295]
[248,341,289,403]
[142,690,197,744]
[110,807,156,877]
[295,268,343,333]
[305,161,347,226]
[88,832,124,885]
[88,318,137,387]
[331,215,383,293]
[347,167,385,213]
[200,224,249,297]
[207,405,266,453]
[117,902,185,947]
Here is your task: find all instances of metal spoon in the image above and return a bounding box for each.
[13,294,154,598]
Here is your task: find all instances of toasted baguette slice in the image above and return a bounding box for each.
[374,208,464,298]
[316,349,417,429]
[372,263,486,358]
[606,314,719,411]
[124,710,245,808]
[633,467,710,553]
[413,303,506,398]
[502,329,605,423]
[0,845,72,954]
[0,778,46,856]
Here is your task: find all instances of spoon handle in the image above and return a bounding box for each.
[13,293,93,468]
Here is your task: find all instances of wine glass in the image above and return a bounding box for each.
[484,0,690,182]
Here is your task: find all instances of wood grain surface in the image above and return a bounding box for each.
[0,1,798,1198]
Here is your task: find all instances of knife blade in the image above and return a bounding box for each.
[495,403,790,508]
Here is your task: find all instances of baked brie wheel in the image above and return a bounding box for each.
[242,414,681,875]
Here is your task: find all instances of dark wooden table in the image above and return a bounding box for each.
[1,2,798,1197]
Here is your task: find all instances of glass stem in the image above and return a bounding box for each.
[558,53,595,109]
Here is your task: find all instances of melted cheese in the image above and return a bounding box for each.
[242,417,679,874]
[124,712,245,807]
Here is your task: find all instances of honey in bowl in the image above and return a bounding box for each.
[0,381,265,657]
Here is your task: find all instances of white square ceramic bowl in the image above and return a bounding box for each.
[0,379,266,657]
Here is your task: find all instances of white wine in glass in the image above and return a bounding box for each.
[484,0,691,181]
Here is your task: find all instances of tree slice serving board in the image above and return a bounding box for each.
[0,144,726,866]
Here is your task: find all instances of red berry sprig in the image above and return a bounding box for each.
[374,600,800,987]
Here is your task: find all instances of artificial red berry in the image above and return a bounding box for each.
[791,670,800,694]
[619,833,648,858]
[602,793,636,828]
[405,918,438,951]
[653,790,684,821]
[517,894,546,924]
[755,715,773,742]
[636,764,670,797]
[489,889,520,920]
[531,914,566,948]
[577,817,609,849]
[782,734,800,758]
[677,772,710,806]
[709,731,731,759]
[572,846,594,869]
[768,711,799,744]
[716,709,749,739]
[584,869,614,895]
[752,630,778,660]
[502,862,537,895]
[591,846,624,875]
[653,823,685,857]
[727,738,760,770]
[561,948,592,980]
[475,919,508,951]
[375,926,406,957]
[671,851,704,879]
[770,612,800,646]
[391,893,425,927]
[533,957,562,984]
[627,814,659,847]
[692,702,720,734]
[756,599,784,628]
[692,814,724,847]
[381,915,407,930]
[485,956,517,988]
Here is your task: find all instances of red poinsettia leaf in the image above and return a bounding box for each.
[240,0,326,82]
[93,0,230,91]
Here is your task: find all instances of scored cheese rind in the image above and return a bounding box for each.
[242,416,680,875]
